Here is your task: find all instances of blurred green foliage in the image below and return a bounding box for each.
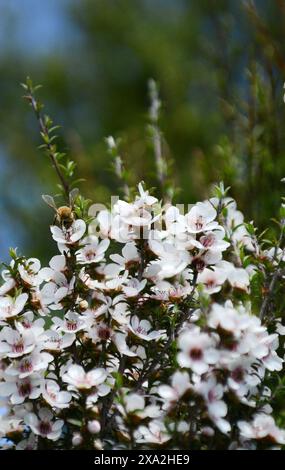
[1,0,285,261]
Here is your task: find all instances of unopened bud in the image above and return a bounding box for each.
[94,438,103,450]
[201,426,215,437]
[79,300,89,311]
[87,420,101,434]
[72,432,83,446]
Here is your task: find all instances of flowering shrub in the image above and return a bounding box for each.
[1,79,285,450]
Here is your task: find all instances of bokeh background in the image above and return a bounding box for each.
[1,0,285,262]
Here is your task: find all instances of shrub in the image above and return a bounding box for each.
[0,79,285,450]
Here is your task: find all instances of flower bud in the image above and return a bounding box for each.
[94,439,103,450]
[79,300,89,311]
[72,433,83,446]
[88,420,101,434]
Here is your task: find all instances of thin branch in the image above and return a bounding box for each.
[134,273,198,391]
[260,228,285,321]
[148,79,166,188]
[22,79,70,199]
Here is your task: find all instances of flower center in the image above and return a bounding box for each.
[20,359,33,373]
[85,249,96,260]
[13,340,24,353]
[200,234,215,248]
[195,216,204,230]
[231,367,244,382]
[98,326,111,340]
[66,320,78,331]
[4,305,13,315]
[39,420,52,436]
[206,278,216,288]
[208,389,217,403]
[137,326,147,335]
[192,257,205,272]
[189,348,203,360]
[18,380,32,397]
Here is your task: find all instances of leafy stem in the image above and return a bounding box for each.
[21,77,71,200]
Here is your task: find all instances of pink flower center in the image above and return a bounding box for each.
[85,249,96,260]
[201,234,215,248]
[137,326,147,335]
[4,305,13,315]
[48,391,57,401]
[206,278,216,288]
[13,340,24,353]
[231,367,244,382]
[66,320,78,331]
[98,326,111,340]
[208,389,217,403]
[192,257,205,272]
[18,380,32,397]
[39,420,52,436]
[195,216,204,230]
[189,348,203,360]
[20,359,33,373]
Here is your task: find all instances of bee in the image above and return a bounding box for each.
[42,188,79,227]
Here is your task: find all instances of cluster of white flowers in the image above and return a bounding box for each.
[0,182,284,450]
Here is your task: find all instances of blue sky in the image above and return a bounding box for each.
[0,0,73,55]
[0,1,76,260]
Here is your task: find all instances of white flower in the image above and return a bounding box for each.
[42,330,75,351]
[0,374,42,404]
[193,229,230,252]
[227,359,262,396]
[39,254,67,281]
[50,219,86,244]
[150,280,191,301]
[24,408,64,441]
[113,332,137,357]
[62,364,107,390]
[117,392,160,419]
[39,275,75,310]
[15,311,45,337]
[128,315,165,341]
[177,326,219,374]
[158,371,191,404]
[76,236,110,264]
[0,327,35,358]
[114,200,153,227]
[197,267,227,294]
[207,303,249,336]
[185,201,218,234]
[238,413,285,444]
[0,278,16,296]
[41,380,72,409]
[135,420,170,444]
[147,239,190,279]
[135,183,158,207]
[52,311,86,334]
[276,319,285,335]
[0,293,28,320]
[122,278,147,297]
[110,242,140,269]
[164,205,186,237]
[193,376,230,434]
[190,250,222,272]
[226,266,249,290]
[97,210,130,242]
[18,258,41,287]
[6,351,53,378]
